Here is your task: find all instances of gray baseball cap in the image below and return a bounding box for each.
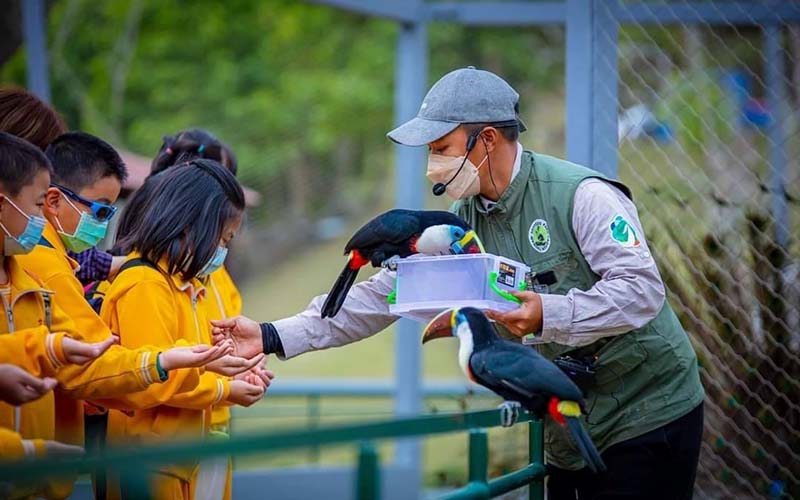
[387,66,527,147]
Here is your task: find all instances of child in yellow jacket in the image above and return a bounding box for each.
[102,159,265,500]
[113,129,269,500]
[0,133,231,499]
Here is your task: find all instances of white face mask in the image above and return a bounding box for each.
[426,153,488,200]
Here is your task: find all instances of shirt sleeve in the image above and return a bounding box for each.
[538,178,666,347]
[69,247,112,284]
[272,269,399,359]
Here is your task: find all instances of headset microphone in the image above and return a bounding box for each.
[431,130,481,196]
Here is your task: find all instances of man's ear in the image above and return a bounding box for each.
[479,127,499,154]
[44,187,62,217]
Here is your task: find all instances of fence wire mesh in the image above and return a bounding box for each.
[602,3,799,499]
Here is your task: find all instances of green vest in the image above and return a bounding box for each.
[451,151,704,470]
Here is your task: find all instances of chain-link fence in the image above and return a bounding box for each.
[601,4,799,499]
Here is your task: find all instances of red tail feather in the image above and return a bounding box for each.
[548,396,566,426]
[349,250,369,270]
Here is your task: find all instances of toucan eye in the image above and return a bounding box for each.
[452,227,465,239]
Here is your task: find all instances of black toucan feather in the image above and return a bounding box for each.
[453,308,607,473]
[321,209,474,318]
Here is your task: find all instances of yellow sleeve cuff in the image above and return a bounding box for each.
[46,333,67,371]
[215,378,231,405]
[137,351,162,388]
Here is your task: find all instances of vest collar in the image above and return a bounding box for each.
[475,150,534,216]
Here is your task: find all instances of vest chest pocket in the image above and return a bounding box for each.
[525,249,582,295]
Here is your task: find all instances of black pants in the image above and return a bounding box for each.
[548,403,704,500]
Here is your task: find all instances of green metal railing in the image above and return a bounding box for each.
[0,408,545,500]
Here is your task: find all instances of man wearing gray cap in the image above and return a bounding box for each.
[213,67,704,500]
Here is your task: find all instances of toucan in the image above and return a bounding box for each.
[422,307,607,473]
[321,209,484,318]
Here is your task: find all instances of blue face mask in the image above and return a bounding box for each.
[56,197,109,253]
[197,246,228,279]
[0,198,46,256]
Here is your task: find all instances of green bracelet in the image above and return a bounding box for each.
[155,353,169,382]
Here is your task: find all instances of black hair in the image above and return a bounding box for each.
[45,131,127,191]
[115,159,244,281]
[0,132,52,196]
[151,128,237,176]
[114,129,239,254]
[461,122,520,143]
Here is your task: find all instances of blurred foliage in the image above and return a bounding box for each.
[0,0,563,222]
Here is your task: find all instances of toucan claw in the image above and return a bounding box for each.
[381,256,401,271]
[498,401,523,427]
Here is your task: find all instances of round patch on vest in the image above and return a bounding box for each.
[609,214,641,248]
[528,219,551,253]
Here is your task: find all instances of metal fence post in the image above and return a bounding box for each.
[393,8,427,499]
[764,24,790,249]
[21,0,51,103]
[528,420,545,500]
[565,0,619,178]
[356,441,381,500]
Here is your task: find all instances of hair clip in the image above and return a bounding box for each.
[197,144,205,154]
[165,147,174,155]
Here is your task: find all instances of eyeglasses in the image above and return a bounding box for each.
[51,183,117,222]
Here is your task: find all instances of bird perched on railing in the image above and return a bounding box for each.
[421,306,607,473]
[321,209,484,318]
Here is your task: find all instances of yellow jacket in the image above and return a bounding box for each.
[100,254,230,481]
[0,427,48,500]
[205,266,242,430]
[16,223,177,450]
[0,327,65,378]
[0,257,77,499]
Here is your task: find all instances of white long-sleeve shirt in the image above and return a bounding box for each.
[274,162,665,358]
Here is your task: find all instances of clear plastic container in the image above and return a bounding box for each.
[389,253,530,322]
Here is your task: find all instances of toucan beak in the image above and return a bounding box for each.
[422,309,456,344]
[451,230,485,255]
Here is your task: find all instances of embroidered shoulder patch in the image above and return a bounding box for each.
[609,214,640,248]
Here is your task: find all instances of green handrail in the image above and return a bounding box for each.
[0,408,545,499]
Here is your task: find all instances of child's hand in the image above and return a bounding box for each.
[43,440,84,457]
[0,364,57,405]
[206,353,265,377]
[236,365,274,391]
[62,335,118,364]
[159,341,234,371]
[227,380,264,407]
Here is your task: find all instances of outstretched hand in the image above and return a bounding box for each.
[206,353,265,377]
[486,291,543,337]
[211,315,262,359]
[159,341,234,371]
[0,364,57,405]
[62,335,118,364]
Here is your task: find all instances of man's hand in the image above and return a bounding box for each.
[62,335,118,364]
[211,316,262,359]
[159,341,234,371]
[206,353,265,377]
[0,365,57,405]
[486,291,543,337]
[226,379,265,407]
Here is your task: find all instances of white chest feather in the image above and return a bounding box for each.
[415,225,454,255]
[455,322,474,378]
